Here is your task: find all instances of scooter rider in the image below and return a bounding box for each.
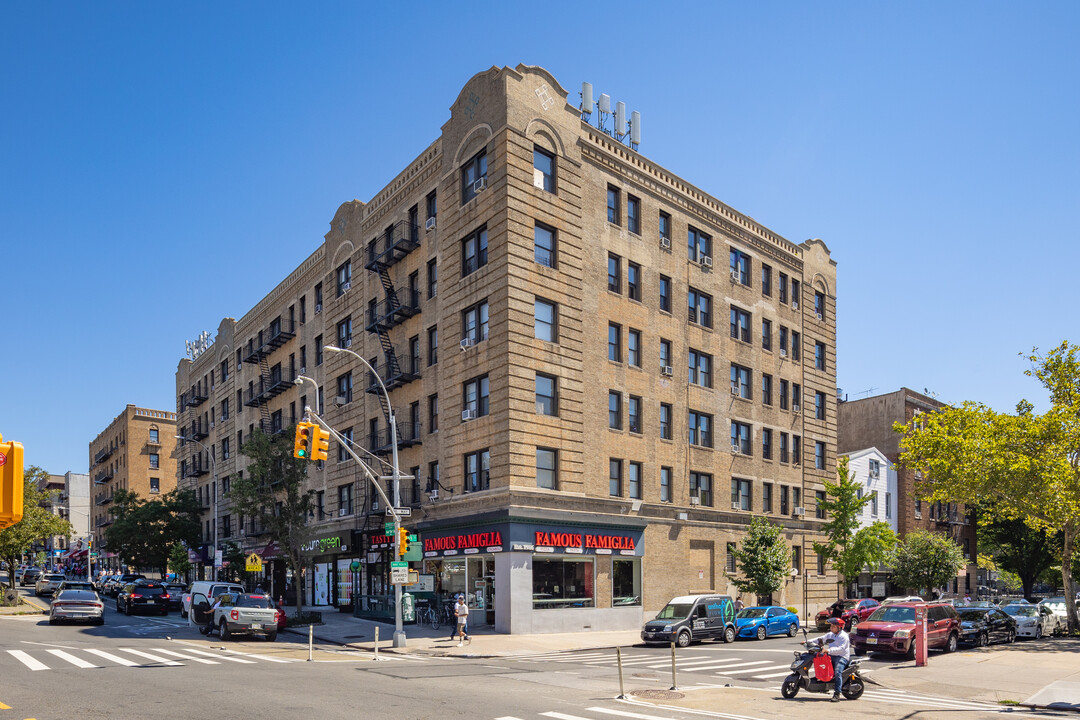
[817,616,851,702]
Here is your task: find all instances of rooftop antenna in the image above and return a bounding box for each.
[615,101,628,140]
[580,82,594,117]
[579,81,643,151]
[597,93,612,134]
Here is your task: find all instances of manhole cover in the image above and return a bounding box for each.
[631,689,685,700]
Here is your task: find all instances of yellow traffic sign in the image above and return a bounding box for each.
[245,553,263,572]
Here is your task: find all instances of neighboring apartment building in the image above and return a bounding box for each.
[842,447,896,597]
[175,64,840,633]
[88,405,178,571]
[40,472,91,564]
[837,388,978,595]
[34,473,67,563]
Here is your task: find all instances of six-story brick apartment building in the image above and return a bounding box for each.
[88,405,177,572]
[838,388,979,596]
[175,64,839,633]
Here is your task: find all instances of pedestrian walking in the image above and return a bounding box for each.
[455,594,470,646]
[734,596,745,611]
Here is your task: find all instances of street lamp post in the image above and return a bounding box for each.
[176,435,217,581]
[324,344,406,648]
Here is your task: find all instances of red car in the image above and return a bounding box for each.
[851,601,960,659]
[815,598,880,631]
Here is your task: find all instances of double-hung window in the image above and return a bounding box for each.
[627,195,640,234]
[762,428,772,459]
[688,227,711,262]
[627,329,641,367]
[627,262,641,301]
[533,147,555,192]
[690,472,713,507]
[688,349,712,388]
[463,375,489,418]
[688,288,712,328]
[536,448,557,489]
[461,150,488,203]
[536,374,557,416]
[730,363,752,399]
[535,298,557,342]
[731,421,751,455]
[608,323,622,362]
[462,300,489,345]
[336,261,351,296]
[336,316,352,349]
[659,275,671,312]
[729,249,750,285]
[608,391,623,430]
[688,410,713,448]
[659,403,673,440]
[815,341,826,370]
[534,222,556,268]
[627,395,642,434]
[462,226,488,276]
[607,186,621,225]
[464,449,490,491]
[731,478,751,511]
[608,253,621,293]
[730,306,751,342]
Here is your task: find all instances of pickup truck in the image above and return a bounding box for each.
[190,591,279,641]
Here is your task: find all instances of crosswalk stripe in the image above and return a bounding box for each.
[149,649,220,664]
[590,705,760,720]
[753,670,797,679]
[540,713,593,720]
[7,650,50,671]
[647,657,740,669]
[83,649,141,666]
[45,649,99,669]
[639,656,722,668]
[861,690,996,710]
[721,664,792,675]
[117,649,182,666]
[223,652,295,664]
[182,648,256,663]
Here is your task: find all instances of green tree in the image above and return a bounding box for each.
[897,341,1080,631]
[227,427,315,618]
[218,541,249,585]
[890,529,967,595]
[167,542,191,581]
[0,466,72,586]
[731,516,790,602]
[812,456,898,597]
[105,488,202,575]
[979,513,1056,600]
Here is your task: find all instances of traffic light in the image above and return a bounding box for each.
[0,432,25,530]
[311,425,331,462]
[398,527,409,558]
[293,422,313,459]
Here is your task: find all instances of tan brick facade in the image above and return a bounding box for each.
[175,64,840,630]
[88,404,177,569]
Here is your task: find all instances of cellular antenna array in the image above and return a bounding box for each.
[580,82,641,151]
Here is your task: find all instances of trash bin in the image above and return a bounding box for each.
[401,592,415,623]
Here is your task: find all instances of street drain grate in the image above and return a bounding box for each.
[631,690,685,700]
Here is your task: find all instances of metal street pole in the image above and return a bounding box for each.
[323,345,406,648]
[176,435,217,581]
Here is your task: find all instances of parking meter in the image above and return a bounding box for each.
[914,604,928,666]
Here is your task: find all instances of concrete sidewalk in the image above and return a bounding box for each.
[288,607,1080,712]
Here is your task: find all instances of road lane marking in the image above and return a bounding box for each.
[6,650,50,671]
[44,649,99,669]
[645,656,739,669]
[224,652,296,663]
[751,670,795,679]
[148,649,220,664]
[83,649,141,666]
[182,648,256,663]
[117,649,182,666]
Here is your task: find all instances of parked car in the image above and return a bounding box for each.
[56,580,95,593]
[101,575,123,596]
[1002,603,1055,638]
[956,606,1017,646]
[881,596,924,605]
[1037,598,1070,630]
[190,591,280,641]
[21,567,42,587]
[159,582,185,612]
[14,566,27,583]
[48,589,105,626]
[105,573,145,598]
[641,594,737,647]
[815,598,880,631]
[116,580,169,616]
[181,581,245,618]
[34,573,68,596]
[851,601,960,659]
[735,606,800,640]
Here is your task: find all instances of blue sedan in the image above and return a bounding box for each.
[735,606,800,640]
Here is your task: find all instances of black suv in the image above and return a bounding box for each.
[116,580,170,616]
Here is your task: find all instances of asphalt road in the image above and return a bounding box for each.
[0,589,1057,720]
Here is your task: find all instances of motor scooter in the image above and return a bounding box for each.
[780,630,865,700]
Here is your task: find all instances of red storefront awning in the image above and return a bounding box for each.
[259,542,280,560]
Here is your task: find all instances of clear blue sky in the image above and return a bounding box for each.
[3,2,1077,475]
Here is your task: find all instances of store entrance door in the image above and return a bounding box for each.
[468,557,496,626]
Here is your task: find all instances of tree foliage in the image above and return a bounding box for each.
[731,516,790,601]
[227,427,315,617]
[897,341,1080,630]
[104,488,202,575]
[890,530,966,595]
[812,456,897,595]
[978,512,1056,600]
[167,542,191,579]
[0,466,73,586]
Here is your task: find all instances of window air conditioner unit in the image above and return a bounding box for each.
[793,404,801,413]
[473,177,487,194]
[315,303,322,314]
[816,312,823,321]
[914,511,922,519]
[659,236,671,250]
[793,460,801,467]
[342,281,351,292]
[339,508,348,517]
[731,502,741,511]
[425,217,437,232]
[699,255,712,269]
[689,496,701,506]
[730,270,740,282]
[660,365,673,377]
[461,409,476,421]
[730,386,739,396]
[299,367,306,376]
[334,396,347,406]
[780,349,788,358]
[791,300,799,310]
[460,337,475,350]
[343,338,352,348]
[794,507,805,517]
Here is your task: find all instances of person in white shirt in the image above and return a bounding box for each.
[455,595,470,646]
[816,616,851,701]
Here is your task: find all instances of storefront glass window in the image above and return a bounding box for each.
[533,557,594,609]
[612,558,641,606]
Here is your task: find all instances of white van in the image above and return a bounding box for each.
[181,581,245,618]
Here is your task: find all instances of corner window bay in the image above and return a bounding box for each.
[416,520,643,629]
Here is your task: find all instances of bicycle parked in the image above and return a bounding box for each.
[414,603,440,630]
